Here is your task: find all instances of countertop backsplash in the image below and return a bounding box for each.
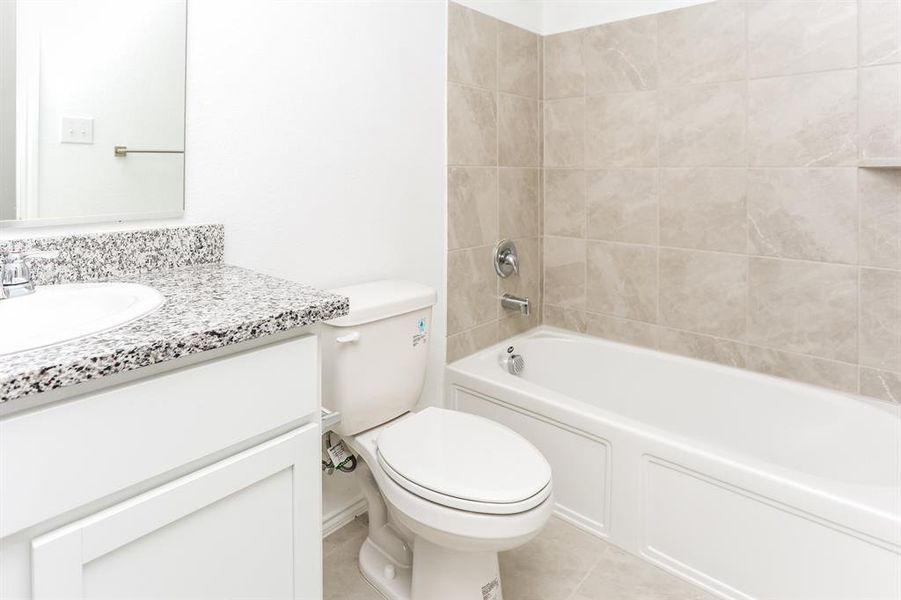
[0,224,225,285]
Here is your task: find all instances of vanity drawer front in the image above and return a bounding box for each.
[0,334,318,538]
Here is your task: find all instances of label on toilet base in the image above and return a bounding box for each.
[326,440,352,468]
[481,577,500,600]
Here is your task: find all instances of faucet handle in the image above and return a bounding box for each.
[1,249,59,296]
[504,251,519,275]
[494,240,519,278]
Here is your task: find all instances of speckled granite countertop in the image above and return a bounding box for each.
[0,263,349,404]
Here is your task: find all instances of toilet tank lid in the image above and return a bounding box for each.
[325,280,436,327]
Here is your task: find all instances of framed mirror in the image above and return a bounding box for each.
[0,0,187,227]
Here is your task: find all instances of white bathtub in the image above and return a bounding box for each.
[445,327,901,600]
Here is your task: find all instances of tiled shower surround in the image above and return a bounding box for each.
[447,1,901,403]
[446,3,543,361]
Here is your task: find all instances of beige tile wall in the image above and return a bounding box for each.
[541,0,901,403]
[447,3,543,362]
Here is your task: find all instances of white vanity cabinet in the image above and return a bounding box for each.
[0,335,322,600]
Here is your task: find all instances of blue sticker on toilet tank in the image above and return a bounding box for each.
[413,318,428,347]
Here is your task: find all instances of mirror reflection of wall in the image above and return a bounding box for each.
[0,0,186,226]
[0,0,16,221]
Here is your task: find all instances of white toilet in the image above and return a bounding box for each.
[320,280,553,600]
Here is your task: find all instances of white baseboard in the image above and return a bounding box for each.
[322,497,368,538]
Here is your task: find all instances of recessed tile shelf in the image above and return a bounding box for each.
[858,158,901,168]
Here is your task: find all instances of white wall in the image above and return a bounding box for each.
[184,0,446,396]
[184,0,448,521]
[541,0,716,34]
[456,0,717,35]
[0,0,14,220]
[455,0,543,33]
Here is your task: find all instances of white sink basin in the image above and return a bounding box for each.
[0,283,164,356]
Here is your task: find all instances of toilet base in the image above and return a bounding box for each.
[410,537,503,600]
[359,537,412,600]
[359,535,504,600]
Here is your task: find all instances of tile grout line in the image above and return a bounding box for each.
[562,554,605,600]
[539,234,901,271]
[744,0,752,368]
[539,33,545,331]
[449,77,541,102]
[581,29,588,319]
[542,62,865,102]
[495,13,501,338]
[855,0,863,395]
[534,27,542,328]
[655,10,662,345]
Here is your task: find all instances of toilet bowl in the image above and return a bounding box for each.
[345,408,553,600]
[319,280,553,599]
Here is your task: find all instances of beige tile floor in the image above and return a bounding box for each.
[323,514,717,600]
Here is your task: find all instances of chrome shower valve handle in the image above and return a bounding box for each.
[494,240,519,278]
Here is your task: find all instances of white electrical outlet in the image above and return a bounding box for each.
[60,117,94,144]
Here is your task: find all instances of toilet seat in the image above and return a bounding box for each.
[375,408,552,515]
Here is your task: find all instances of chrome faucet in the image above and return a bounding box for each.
[500,293,530,316]
[1,250,60,299]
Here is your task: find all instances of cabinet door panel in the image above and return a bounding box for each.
[2,334,318,538]
[32,424,322,600]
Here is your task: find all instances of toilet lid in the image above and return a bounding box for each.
[376,408,552,513]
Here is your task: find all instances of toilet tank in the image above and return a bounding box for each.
[319,280,436,436]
